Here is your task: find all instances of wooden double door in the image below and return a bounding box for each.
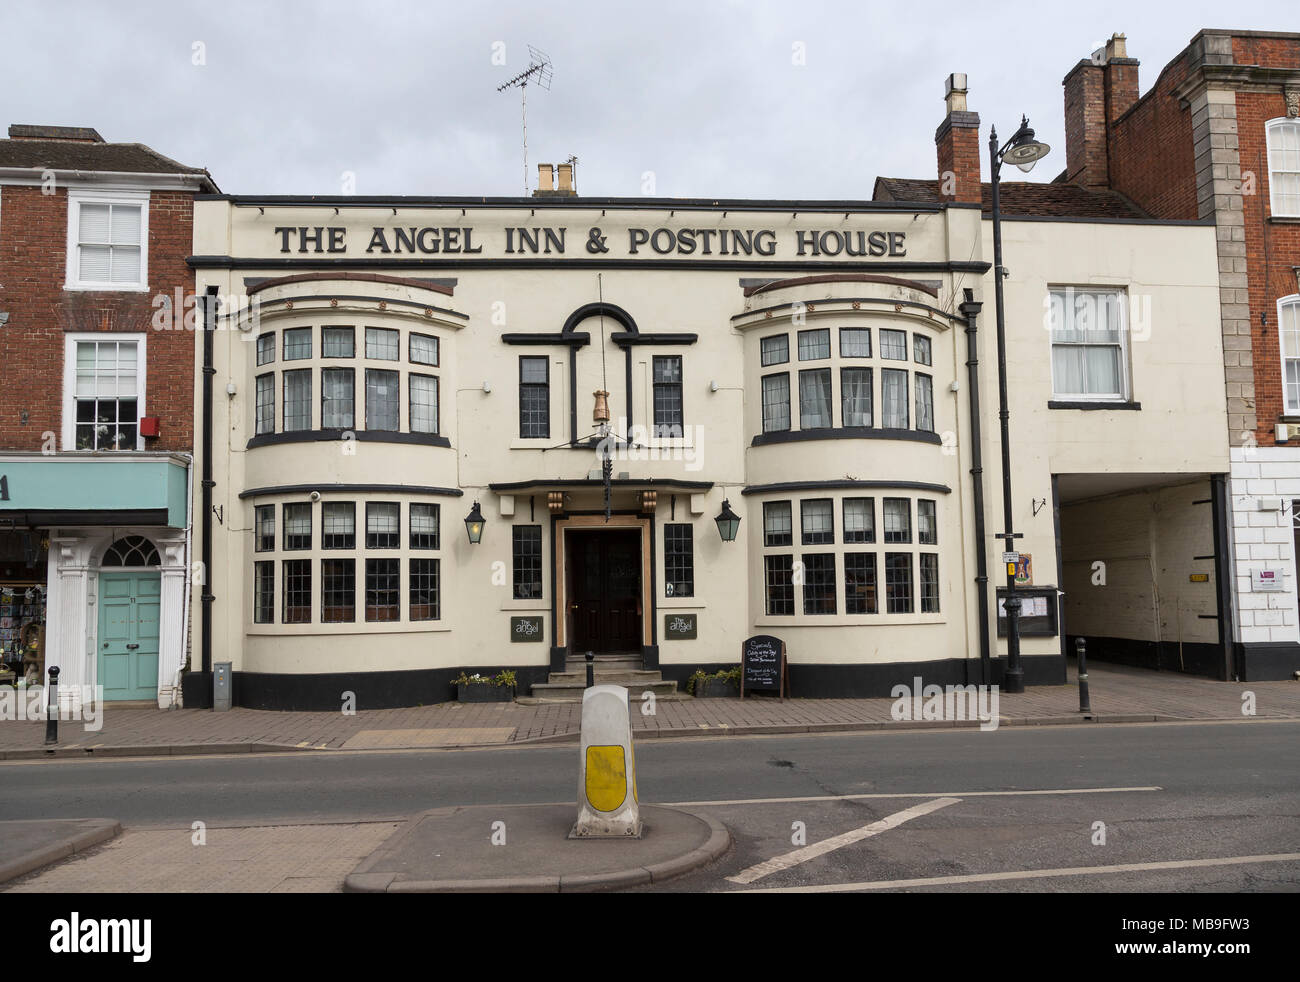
[568,529,642,653]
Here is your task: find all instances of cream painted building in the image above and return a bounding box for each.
[183,155,1229,707]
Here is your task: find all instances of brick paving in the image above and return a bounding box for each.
[1,662,1296,756]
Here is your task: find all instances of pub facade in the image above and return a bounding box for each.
[187,80,1230,709]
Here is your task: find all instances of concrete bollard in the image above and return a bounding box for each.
[569,684,641,838]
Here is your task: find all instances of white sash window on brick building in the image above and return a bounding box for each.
[1267,118,1300,218]
[66,191,147,290]
[1281,296,1300,414]
[68,337,143,450]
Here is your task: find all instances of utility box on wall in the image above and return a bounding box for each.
[213,662,232,711]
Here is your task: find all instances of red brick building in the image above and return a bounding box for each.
[0,124,215,707]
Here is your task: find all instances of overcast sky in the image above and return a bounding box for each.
[3,1,1291,199]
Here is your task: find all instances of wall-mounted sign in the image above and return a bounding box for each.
[664,613,697,640]
[510,616,544,642]
[1251,569,1284,593]
[1014,554,1032,586]
[271,225,908,260]
[1189,573,1210,583]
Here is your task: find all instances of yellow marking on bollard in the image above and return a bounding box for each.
[585,745,627,812]
[630,741,638,804]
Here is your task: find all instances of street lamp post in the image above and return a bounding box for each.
[988,116,1049,696]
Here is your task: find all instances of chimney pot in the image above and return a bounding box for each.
[557,163,574,192]
[537,163,555,192]
[944,73,969,114]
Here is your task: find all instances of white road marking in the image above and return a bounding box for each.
[725,797,960,885]
[662,786,1160,808]
[733,853,1300,892]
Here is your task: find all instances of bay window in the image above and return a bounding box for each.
[366,369,399,431]
[915,373,934,433]
[283,369,311,432]
[322,368,354,429]
[762,373,791,432]
[798,368,832,429]
[410,374,439,434]
[841,367,872,427]
[882,368,908,428]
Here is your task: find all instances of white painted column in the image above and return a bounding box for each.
[47,534,94,715]
[157,537,188,709]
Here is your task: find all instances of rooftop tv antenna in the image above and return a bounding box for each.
[496,45,554,196]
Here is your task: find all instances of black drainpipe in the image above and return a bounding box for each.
[1210,473,1237,681]
[960,289,991,685]
[200,285,218,684]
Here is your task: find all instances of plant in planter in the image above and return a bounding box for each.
[453,670,517,703]
[687,666,742,698]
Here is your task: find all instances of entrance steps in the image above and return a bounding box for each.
[522,657,684,703]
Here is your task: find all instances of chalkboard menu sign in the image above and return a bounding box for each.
[741,634,788,700]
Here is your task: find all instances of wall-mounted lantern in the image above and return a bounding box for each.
[714,498,741,542]
[464,501,486,544]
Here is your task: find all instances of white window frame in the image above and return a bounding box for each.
[1279,295,1300,415]
[62,332,148,451]
[64,188,150,291]
[1048,286,1131,402]
[1266,117,1300,219]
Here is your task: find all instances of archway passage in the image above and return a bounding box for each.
[98,536,161,700]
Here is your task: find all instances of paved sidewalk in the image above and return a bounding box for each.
[3,822,399,893]
[1,662,1297,758]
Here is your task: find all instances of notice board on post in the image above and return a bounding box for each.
[741,634,788,700]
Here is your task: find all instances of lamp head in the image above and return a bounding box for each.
[1002,116,1050,173]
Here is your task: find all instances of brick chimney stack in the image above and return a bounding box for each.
[1063,33,1139,187]
[935,73,982,204]
[1103,33,1141,124]
[1063,53,1107,186]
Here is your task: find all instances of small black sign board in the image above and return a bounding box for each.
[664,613,697,640]
[741,634,788,700]
[510,616,544,642]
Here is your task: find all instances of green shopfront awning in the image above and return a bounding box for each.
[0,455,190,529]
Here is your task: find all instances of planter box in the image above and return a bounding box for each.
[694,678,740,699]
[457,683,515,703]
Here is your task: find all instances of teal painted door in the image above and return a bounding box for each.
[97,572,160,701]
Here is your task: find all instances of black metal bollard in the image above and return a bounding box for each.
[1075,638,1091,714]
[44,665,60,745]
[585,651,595,689]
